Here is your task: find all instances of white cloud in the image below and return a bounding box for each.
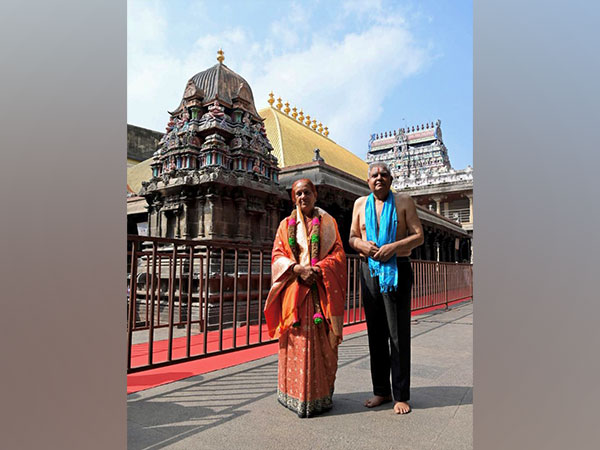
[127,1,429,159]
[251,25,427,157]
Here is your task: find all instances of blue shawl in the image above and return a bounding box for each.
[365,192,398,292]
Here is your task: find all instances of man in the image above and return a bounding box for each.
[349,162,424,414]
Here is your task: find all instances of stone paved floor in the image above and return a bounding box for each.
[128,301,473,450]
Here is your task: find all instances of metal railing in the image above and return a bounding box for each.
[127,235,473,373]
[442,207,471,224]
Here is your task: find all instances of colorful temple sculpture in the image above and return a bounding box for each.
[138,50,285,243]
[367,121,473,261]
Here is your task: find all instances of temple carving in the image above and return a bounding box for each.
[139,50,285,243]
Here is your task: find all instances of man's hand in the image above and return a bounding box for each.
[362,240,379,258]
[372,243,397,262]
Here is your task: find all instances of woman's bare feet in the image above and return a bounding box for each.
[364,395,392,408]
[393,401,411,414]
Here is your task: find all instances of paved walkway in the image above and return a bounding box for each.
[128,301,473,450]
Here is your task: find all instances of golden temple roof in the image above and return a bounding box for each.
[127,158,153,194]
[258,106,368,181]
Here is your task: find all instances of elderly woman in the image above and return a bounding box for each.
[264,178,347,418]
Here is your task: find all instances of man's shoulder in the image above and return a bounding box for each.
[392,192,416,211]
[353,195,368,206]
[393,192,414,203]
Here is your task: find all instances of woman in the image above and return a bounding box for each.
[264,179,347,417]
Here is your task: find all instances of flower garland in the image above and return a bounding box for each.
[287,210,324,325]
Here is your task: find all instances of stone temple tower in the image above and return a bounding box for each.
[140,50,286,244]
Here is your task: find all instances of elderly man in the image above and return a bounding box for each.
[349,162,424,414]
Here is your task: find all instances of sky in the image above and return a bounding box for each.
[128,0,472,169]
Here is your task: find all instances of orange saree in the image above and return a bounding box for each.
[264,206,347,417]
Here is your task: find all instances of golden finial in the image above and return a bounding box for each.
[284,102,290,115]
[292,107,297,119]
[324,127,329,137]
[267,92,274,107]
[305,115,311,126]
[217,48,225,63]
[298,109,304,122]
[318,122,323,133]
[311,119,317,130]
[276,97,283,110]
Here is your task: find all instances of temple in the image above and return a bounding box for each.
[367,121,474,243]
[127,51,472,262]
[137,50,285,244]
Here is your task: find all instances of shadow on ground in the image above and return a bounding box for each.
[128,360,278,450]
[326,385,472,417]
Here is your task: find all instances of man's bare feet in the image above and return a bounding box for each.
[393,401,411,414]
[364,395,392,408]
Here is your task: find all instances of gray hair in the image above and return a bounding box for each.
[368,161,392,177]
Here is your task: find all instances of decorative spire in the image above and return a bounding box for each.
[292,107,297,119]
[323,126,329,137]
[318,122,323,133]
[284,102,290,115]
[267,92,275,107]
[217,48,224,63]
[311,119,317,130]
[276,97,283,110]
[298,109,304,122]
[305,114,311,126]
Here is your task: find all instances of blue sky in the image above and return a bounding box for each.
[128,0,472,169]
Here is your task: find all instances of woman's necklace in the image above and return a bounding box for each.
[287,209,324,325]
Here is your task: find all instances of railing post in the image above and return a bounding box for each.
[167,245,177,361]
[127,239,138,370]
[444,263,448,309]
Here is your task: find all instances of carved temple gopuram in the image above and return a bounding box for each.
[367,121,474,252]
[136,50,285,245]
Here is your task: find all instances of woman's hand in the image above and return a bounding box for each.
[312,266,323,280]
[293,264,318,285]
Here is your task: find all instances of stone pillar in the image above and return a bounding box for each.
[452,238,458,263]
[180,203,188,238]
[431,195,444,215]
[221,193,234,239]
[197,196,206,238]
[234,196,248,241]
[161,210,169,238]
[265,205,276,242]
[465,192,473,224]
[204,193,217,239]
[148,206,158,237]
[176,207,182,238]
[470,238,474,263]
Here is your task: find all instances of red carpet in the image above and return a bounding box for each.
[127,297,471,394]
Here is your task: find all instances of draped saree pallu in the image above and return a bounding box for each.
[264,206,347,417]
